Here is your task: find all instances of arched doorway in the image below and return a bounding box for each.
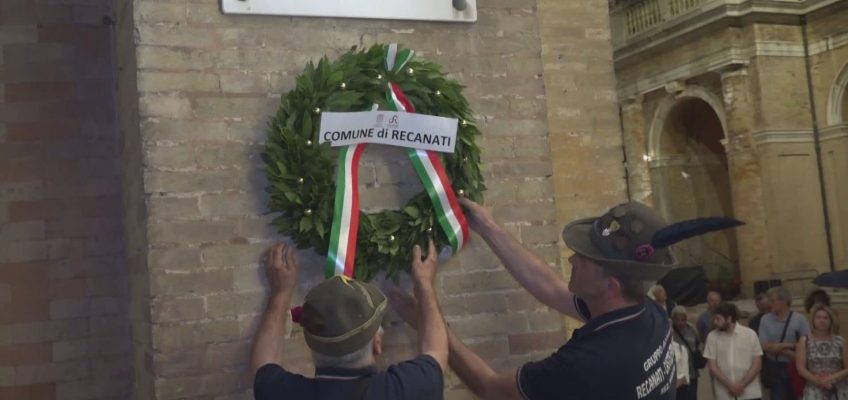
[648,96,739,284]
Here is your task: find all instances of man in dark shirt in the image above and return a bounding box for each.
[251,241,448,400]
[394,200,741,399]
[748,292,771,334]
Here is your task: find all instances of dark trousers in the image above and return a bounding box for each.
[675,378,698,400]
[767,362,796,400]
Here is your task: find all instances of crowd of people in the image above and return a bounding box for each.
[656,285,848,400]
[246,198,847,400]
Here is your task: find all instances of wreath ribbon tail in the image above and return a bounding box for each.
[325,143,367,278]
[383,49,469,254]
[407,149,468,253]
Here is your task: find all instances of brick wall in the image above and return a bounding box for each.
[113,0,625,398]
[0,0,132,399]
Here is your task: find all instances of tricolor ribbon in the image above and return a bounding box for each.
[324,44,469,278]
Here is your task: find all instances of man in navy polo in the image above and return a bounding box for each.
[250,241,448,400]
[394,200,741,399]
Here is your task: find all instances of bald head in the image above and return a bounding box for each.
[707,291,721,312]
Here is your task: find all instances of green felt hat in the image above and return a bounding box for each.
[562,201,743,281]
[300,275,388,356]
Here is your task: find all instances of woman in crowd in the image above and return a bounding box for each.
[797,303,848,399]
[806,289,833,314]
[672,305,703,400]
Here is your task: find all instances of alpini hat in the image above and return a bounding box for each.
[298,275,388,356]
[562,201,743,280]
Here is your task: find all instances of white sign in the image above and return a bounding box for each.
[221,0,476,23]
[319,111,459,153]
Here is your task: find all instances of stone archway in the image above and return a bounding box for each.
[647,91,739,281]
[827,60,848,126]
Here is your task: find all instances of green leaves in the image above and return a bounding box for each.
[263,43,486,281]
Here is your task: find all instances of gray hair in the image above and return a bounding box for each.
[767,286,792,306]
[312,327,383,369]
[670,305,687,318]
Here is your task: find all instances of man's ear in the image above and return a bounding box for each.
[607,274,622,293]
[372,329,383,357]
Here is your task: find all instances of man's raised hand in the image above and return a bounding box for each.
[264,242,299,296]
[411,239,438,287]
[458,197,497,233]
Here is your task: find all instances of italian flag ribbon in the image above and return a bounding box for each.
[325,44,469,278]
[325,143,366,278]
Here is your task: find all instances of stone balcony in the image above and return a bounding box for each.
[609,0,842,61]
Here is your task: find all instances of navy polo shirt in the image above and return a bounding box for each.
[517,298,676,400]
[254,355,443,400]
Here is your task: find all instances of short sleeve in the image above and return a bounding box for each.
[750,330,764,356]
[517,352,577,400]
[798,315,812,337]
[381,355,444,400]
[758,316,773,343]
[253,364,290,400]
[703,332,717,360]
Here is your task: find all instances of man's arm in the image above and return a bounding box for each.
[707,359,735,390]
[448,329,523,400]
[250,243,299,377]
[410,240,448,372]
[762,342,794,356]
[459,198,582,320]
[738,355,761,388]
[759,324,794,356]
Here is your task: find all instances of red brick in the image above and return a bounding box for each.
[8,199,66,221]
[0,280,51,323]
[38,24,111,56]
[0,262,48,281]
[508,330,566,355]
[0,4,72,24]
[0,383,56,400]
[5,121,82,142]
[0,158,80,183]
[2,43,77,68]
[0,343,53,366]
[4,82,76,103]
[48,279,87,299]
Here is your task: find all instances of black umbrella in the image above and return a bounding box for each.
[813,270,848,289]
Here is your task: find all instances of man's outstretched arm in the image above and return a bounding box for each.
[411,240,449,372]
[448,329,523,400]
[250,243,299,377]
[460,198,582,320]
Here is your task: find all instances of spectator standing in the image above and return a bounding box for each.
[672,305,703,400]
[760,286,812,400]
[750,293,772,335]
[698,291,722,340]
[796,304,848,400]
[651,284,677,316]
[804,289,832,314]
[704,302,763,400]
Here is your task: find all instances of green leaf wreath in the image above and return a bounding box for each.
[263,44,485,281]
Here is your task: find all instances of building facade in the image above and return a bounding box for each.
[611,0,848,295]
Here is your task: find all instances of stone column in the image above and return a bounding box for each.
[620,96,654,205]
[537,0,628,334]
[720,68,772,295]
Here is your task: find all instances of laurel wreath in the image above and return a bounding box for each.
[263,44,485,281]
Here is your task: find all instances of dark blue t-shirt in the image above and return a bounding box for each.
[517,298,676,400]
[254,355,443,400]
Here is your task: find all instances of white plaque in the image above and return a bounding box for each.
[221,0,477,23]
[319,111,459,153]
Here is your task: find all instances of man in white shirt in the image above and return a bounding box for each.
[704,302,763,400]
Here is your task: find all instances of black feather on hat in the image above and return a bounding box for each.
[562,202,744,280]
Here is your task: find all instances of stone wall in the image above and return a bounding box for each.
[613,2,848,293]
[113,0,626,398]
[0,0,133,398]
